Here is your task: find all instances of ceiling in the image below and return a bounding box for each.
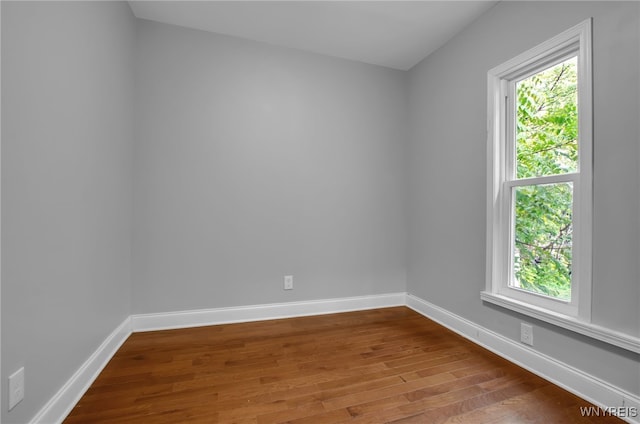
[129,1,498,71]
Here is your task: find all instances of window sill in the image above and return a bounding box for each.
[480,291,640,354]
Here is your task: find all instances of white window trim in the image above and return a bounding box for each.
[483,20,593,325]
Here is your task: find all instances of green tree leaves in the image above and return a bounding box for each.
[514,183,573,299]
[512,58,578,300]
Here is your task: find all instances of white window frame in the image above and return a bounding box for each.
[483,19,593,322]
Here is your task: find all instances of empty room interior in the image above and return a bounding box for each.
[2,1,640,423]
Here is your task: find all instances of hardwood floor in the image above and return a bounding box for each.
[64,307,622,423]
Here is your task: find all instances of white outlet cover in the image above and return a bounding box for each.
[8,367,25,411]
[284,275,293,290]
[520,323,533,346]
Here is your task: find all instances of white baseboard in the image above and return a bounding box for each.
[406,293,640,424]
[131,292,407,332]
[29,317,132,424]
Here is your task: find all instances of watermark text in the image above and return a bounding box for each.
[579,406,638,418]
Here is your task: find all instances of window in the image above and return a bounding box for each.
[483,19,592,321]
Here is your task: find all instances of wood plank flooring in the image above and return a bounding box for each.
[64,307,622,423]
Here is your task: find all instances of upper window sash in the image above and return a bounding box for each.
[507,54,580,181]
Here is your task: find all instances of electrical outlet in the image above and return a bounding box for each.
[520,323,533,346]
[8,367,25,411]
[284,275,293,290]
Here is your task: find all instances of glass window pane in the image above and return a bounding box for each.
[511,182,573,300]
[516,57,578,179]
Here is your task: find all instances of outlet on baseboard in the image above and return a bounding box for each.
[520,323,533,346]
[284,275,293,290]
[8,367,25,411]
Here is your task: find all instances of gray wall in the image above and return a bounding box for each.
[407,1,640,395]
[132,20,407,313]
[1,2,136,422]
